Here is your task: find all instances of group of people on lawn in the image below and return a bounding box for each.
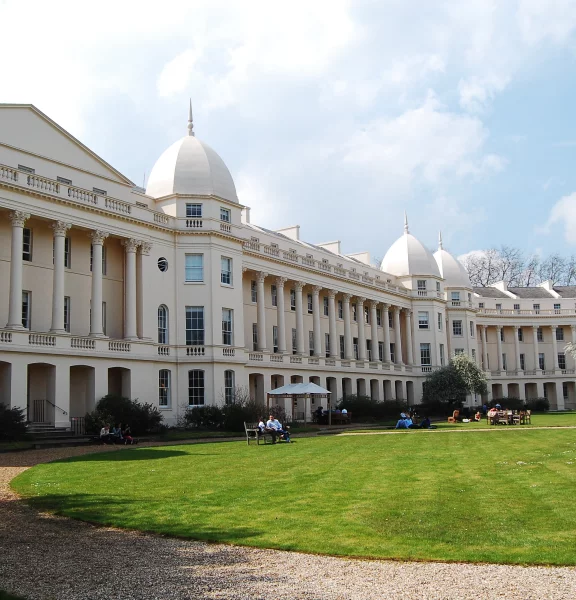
[257,415,291,443]
[395,411,434,429]
[99,423,136,445]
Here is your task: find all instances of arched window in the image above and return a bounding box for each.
[224,370,235,404]
[159,370,171,407]
[158,305,168,344]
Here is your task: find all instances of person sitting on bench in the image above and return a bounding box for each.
[99,423,112,444]
[266,414,291,442]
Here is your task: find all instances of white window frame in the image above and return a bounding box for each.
[186,203,202,218]
[273,326,278,353]
[22,291,31,329]
[307,294,313,314]
[420,343,431,366]
[271,285,277,307]
[224,370,235,404]
[159,369,171,407]
[222,309,233,346]
[418,311,429,330]
[185,306,205,345]
[220,207,231,223]
[220,257,232,286]
[438,313,443,331]
[470,321,475,337]
[158,305,168,344]
[64,296,71,333]
[251,280,257,302]
[185,254,204,282]
[252,323,258,351]
[23,228,32,261]
[452,320,463,336]
[188,369,205,406]
[323,296,329,316]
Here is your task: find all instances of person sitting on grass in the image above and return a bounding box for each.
[395,413,413,429]
[266,414,291,442]
[474,411,482,422]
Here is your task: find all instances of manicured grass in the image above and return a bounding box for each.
[12,428,576,565]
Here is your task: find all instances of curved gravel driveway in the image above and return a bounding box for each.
[1,441,575,600]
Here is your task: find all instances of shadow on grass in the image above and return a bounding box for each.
[54,449,191,463]
[23,492,262,542]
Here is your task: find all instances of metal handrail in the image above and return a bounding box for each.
[45,399,68,416]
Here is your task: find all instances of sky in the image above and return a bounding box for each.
[2,0,576,263]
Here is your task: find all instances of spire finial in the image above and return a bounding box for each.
[187,99,194,136]
[404,211,409,234]
[438,230,443,249]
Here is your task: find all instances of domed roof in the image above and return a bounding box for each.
[381,216,441,278]
[146,106,238,203]
[433,233,472,288]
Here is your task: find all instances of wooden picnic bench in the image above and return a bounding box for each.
[244,422,275,445]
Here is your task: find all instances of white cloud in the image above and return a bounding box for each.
[458,75,510,113]
[541,192,576,243]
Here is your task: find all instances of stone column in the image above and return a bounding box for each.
[342,293,353,359]
[481,325,488,371]
[89,231,108,337]
[382,303,391,363]
[294,281,305,355]
[6,211,30,329]
[50,221,71,333]
[137,242,152,340]
[393,306,403,365]
[276,277,287,353]
[496,326,503,371]
[533,325,540,372]
[356,297,367,361]
[256,271,268,351]
[405,309,414,366]
[551,325,560,371]
[370,300,379,361]
[312,286,322,357]
[513,326,522,373]
[555,381,566,411]
[122,238,140,340]
[328,290,338,358]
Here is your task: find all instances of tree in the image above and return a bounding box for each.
[422,355,487,406]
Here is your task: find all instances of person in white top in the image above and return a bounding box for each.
[266,415,291,442]
[341,408,348,414]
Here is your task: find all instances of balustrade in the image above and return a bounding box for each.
[325,358,336,366]
[157,345,170,356]
[27,174,59,193]
[270,354,284,362]
[301,257,315,267]
[186,218,203,228]
[70,337,95,350]
[0,331,12,343]
[318,262,331,272]
[222,347,235,357]
[109,341,130,352]
[341,360,351,367]
[290,356,302,364]
[421,366,432,373]
[186,346,205,356]
[263,245,280,257]
[220,222,231,233]
[105,197,131,214]
[154,213,169,224]
[68,186,97,205]
[29,334,56,346]
[249,352,264,361]
[308,357,319,365]
[0,166,18,181]
[283,251,298,263]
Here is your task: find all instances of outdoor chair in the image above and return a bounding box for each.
[498,411,509,425]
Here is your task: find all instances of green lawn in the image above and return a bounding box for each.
[12,428,576,565]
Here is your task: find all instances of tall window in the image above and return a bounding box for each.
[556,327,564,341]
[307,294,313,314]
[22,228,32,261]
[452,320,463,336]
[420,343,431,366]
[502,353,507,370]
[338,300,343,319]
[388,311,393,329]
[518,327,523,342]
[185,254,203,282]
[451,291,460,305]
[251,280,257,302]
[439,344,445,366]
[390,343,395,363]
[159,370,171,407]
[185,307,204,345]
[221,257,232,285]
[188,370,205,405]
[186,203,202,218]
[514,303,520,313]
[539,353,545,370]
[353,337,358,359]
[376,308,382,326]
[309,331,314,356]
[470,321,475,337]
[290,289,296,310]
[364,306,370,324]
[325,333,330,357]
[292,328,297,354]
[366,339,372,361]
[564,382,569,399]
[559,354,566,370]
[438,313,443,330]
[158,305,168,344]
[90,244,107,275]
[340,335,345,359]
[22,291,31,328]
[520,353,525,370]
[222,309,233,345]
[537,327,543,342]
[352,303,357,322]
[220,207,231,223]
[102,302,107,336]
[64,296,71,333]
[500,328,505,342]
[533,303,540,314]
[554,303,561,314]
[378,341,384,361]
[252,323,258,351]
[417,280,427,295]
[271,285,277,307]
[273,326,278,353]
[418,311,429,329]
[224,370,235,404]
[323,296,329,316]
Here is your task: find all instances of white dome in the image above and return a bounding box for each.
[146,135,238,203]
[433,246,472,288]
[381,229,440,277]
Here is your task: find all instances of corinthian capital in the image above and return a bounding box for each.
[329,289,338,299]
[355,296,366,305]
[140,241,152,256]
[275,276,288,288]
[312,285,322,295]
[51,221,72,237]
[370,300,379,309]
[257,271,268,283]
[122,238,141,253]
[9,211,30,228]
[294,281,306,292]
[342,293,352,302]
[90,230,109,245]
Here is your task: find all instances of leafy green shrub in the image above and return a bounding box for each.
[85,395,163,435]
[337,396,408,422]
[525,397,550,412]
[489,397,525,410]
[0,405,28,441]
[183,395,266,431]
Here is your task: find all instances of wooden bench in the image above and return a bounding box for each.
[244,422,275,445]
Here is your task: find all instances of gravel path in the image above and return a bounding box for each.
[1,442,576,600]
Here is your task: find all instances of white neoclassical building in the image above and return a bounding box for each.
[0,104,574,429]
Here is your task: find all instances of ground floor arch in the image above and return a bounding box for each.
[0,361,11,408]
[70,365,95,418]
[249,373,265,404]
[370,379,380,401]
[406,381,414,405]
[383,380,393,401]
[108,367,131,398]
[27,363,56,423]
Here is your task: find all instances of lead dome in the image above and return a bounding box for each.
[146,103,239,203]
[381,216,441,278]
[433,232,472,288]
